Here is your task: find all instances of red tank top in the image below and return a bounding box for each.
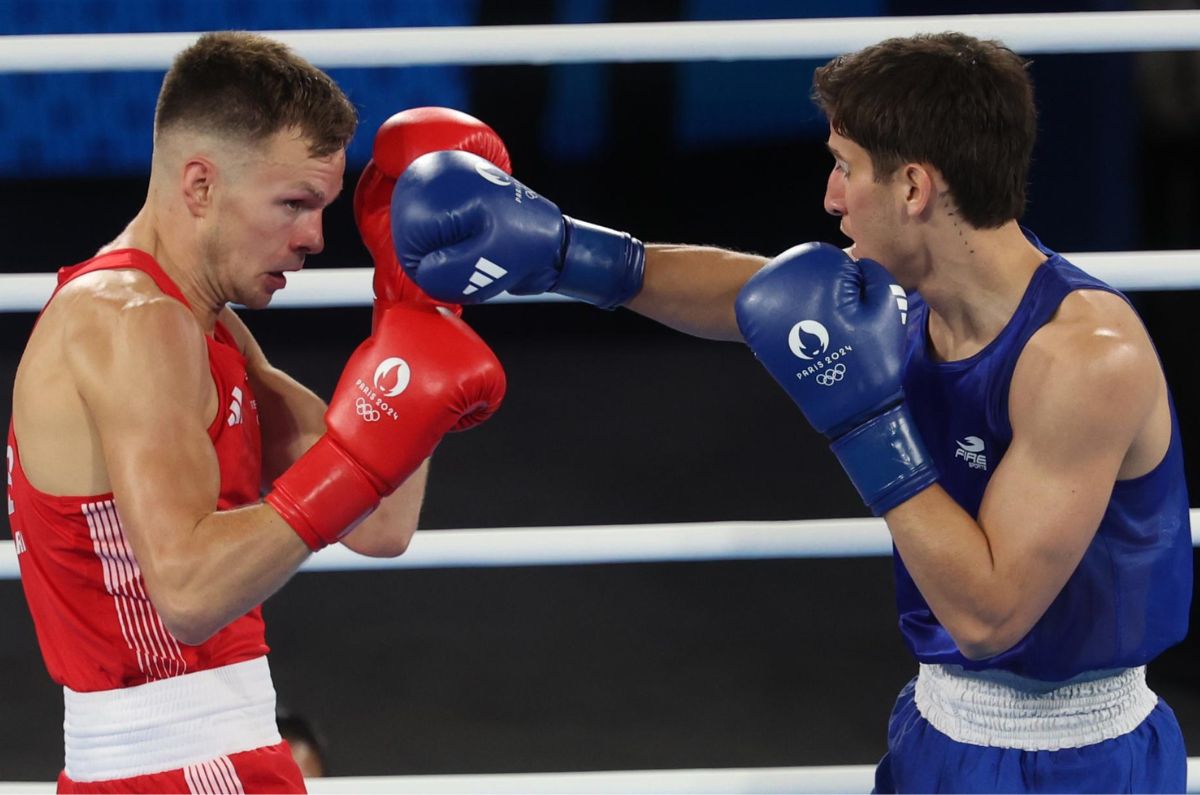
[6,249,269,691]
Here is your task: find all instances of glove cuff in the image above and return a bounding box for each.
[829,403,938,516]
[556,216,645,309]
[265,437,384,551]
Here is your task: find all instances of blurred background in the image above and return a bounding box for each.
[1,0,1198,782]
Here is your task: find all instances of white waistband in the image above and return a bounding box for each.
[64,657,281,782]
[914,663,1158,752]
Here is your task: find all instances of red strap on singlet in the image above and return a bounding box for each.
[54,249,239,345]
[56,249,193,307]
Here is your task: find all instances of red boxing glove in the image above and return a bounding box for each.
[372,106,511,179]
[354,107,512,332]
[265,304,506,550]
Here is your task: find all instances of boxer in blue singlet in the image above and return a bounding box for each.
[869,235,1192,792]
[378,31,1192,794]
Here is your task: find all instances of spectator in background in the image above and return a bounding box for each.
[277,710,327,779]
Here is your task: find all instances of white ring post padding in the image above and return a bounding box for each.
[1,250,1198,313]
[2,11,1200,72]
[5,512,1200,581]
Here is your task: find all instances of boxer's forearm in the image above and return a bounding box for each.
[625,245,766,341]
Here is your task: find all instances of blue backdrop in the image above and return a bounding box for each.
[0,0,884,176]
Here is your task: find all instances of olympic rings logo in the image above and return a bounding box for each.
[815,363,846,387]
[355,397,381,422]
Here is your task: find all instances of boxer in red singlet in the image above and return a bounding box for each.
[6,32,508,794]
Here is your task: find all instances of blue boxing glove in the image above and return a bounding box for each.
[391,150,645,308]
[734,243,937,515]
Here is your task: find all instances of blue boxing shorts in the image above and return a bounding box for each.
[874,664,1186,794]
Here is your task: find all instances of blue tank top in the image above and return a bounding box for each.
[899,233,1192,681]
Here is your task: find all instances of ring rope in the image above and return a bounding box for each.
[294,759,1200,794]
[5,512,1199,581]
[2,11,1200,73]
[299,765,875,794]
[1,250,1197,313]
[4,760,1200,793]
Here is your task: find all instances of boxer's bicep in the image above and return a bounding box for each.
[971,318,1158,649]
[68,296,222,606]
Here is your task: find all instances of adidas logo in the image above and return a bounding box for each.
[890,284,908,324]
[463,257,508,296]
[227,387,244,427]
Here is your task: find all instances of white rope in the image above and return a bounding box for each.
[2,11,1200,73]
[303,766,877,794]
[304,517,897,572]
[0,518,890,581]
[5,512,1200,581]
[1073,250,1200,291]
[303,759,1200,794]
[0,268,570,312]
[4,758,1200,793]
[1,250,1197,313]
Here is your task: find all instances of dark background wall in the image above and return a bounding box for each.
[2,0,1199,782]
